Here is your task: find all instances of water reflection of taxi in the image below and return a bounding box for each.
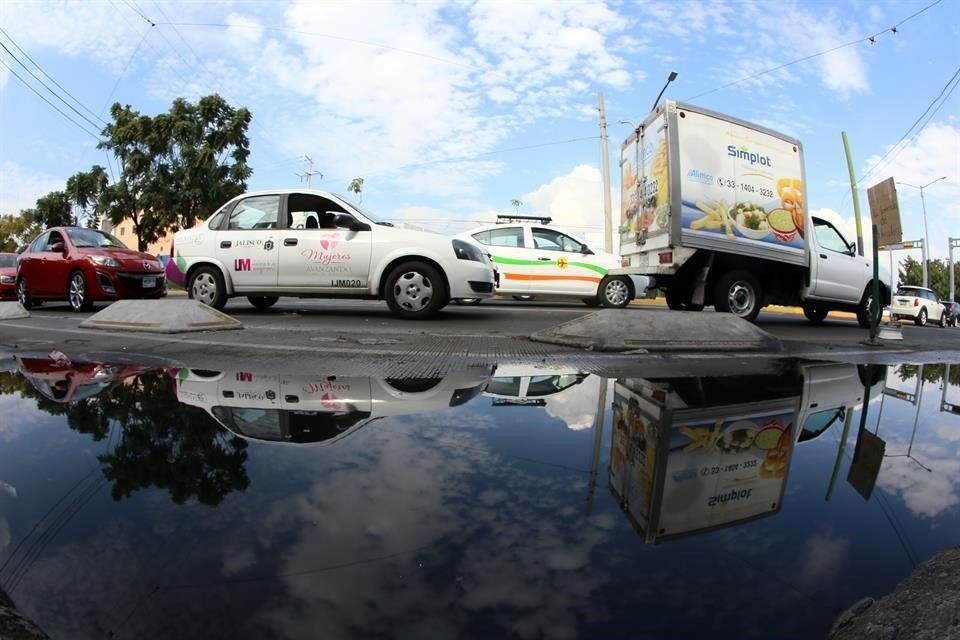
[609,362,884,543]
[482,367,589,406]
[172,367,493,445]
[17,357,153,403]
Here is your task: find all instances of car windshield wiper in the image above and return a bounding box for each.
[377,221,395,227]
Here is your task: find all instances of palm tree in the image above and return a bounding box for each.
[348,177,365,203]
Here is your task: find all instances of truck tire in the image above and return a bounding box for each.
[385,261,447,319]
[856,287,881,329]
[665,288,704,312]
[802,302,829,324]
[188,266,227,310]
[713,270,763,322]
[600,276,632,308]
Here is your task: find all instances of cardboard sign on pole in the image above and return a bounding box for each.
[868,178,902,248]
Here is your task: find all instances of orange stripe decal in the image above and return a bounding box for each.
[503,273,602,283]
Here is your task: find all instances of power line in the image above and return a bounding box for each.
[118,0,155,26]
[685,0,947,102]
[0,57,101,139]
[0,40,105,133]
[856,64,960,186]
[0,26,107,126]
[100,27,149,115]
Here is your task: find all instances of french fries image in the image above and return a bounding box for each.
[692,200,735,239]
[680,423,721,452]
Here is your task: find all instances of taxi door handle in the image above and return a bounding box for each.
[819,253,827,259]
[537,257,552,261]
[220,241,231,248]
[284,238,298,246]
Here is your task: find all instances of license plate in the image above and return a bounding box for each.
[897,298,909,305]
[143,277,156,289]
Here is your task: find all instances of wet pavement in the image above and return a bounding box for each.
[1,354,959,639]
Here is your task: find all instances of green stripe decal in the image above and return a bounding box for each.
[491,255,608,275]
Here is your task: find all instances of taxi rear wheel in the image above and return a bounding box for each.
[188,266,227,310]
[247,296,279,311]
[385,261,447,319]
[600,276,632,308]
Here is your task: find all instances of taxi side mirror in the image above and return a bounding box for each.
[50,241,65,253]
[333,212,371,232]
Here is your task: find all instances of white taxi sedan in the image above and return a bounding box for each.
[165,190,495,319]
[456,222,648,307]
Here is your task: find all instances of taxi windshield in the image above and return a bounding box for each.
[334,194,392,226]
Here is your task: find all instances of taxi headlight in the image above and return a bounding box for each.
[452,239,484,262]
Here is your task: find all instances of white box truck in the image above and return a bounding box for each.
[613,100,890,325]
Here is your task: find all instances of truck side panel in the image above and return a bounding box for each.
[619,112,671,255]
[675,105,807,266]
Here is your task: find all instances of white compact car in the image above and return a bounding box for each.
[890,285,946,327]
[173,366,493,445]
[165,189,495,319]
[456,219,648,307]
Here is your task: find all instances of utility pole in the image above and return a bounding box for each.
[950,237,959,303]
[598,92,613,254]
[298,155,323,188]
[897,177,947,288]
[841,132,865,256]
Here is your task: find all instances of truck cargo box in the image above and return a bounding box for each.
[620,101,808,272]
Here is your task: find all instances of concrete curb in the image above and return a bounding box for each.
[0,302,29,320]
[531,309,782,353]
[79,299,242,333]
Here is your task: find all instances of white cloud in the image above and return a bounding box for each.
[543,375,605,431]
[0,161,63,214]
[521,164,618,241]
[225,13,264,46]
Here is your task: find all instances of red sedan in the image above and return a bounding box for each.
[17,227,166,311]
[0,253,16,300]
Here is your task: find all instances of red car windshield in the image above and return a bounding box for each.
[66,229,127,249]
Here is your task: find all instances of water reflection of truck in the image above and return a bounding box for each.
[172,367,493,445]
[612,100,890,324]
[609,362,883,543]
[482,366,589,406]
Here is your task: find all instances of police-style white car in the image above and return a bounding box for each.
[165,190,495,319]
[455,217,648,307]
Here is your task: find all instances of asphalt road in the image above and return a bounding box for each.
[8,296,960,351]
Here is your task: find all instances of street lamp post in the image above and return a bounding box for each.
[897,176,947,288]
[651,71,678,112]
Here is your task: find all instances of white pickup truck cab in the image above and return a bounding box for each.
[165,189,495,319]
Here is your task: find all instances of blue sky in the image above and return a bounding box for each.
[1,0,958,262]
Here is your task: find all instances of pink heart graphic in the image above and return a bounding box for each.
[318,234,340,251]
[321,391,342,410]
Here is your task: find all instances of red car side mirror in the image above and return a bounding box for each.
[49,242,65,253]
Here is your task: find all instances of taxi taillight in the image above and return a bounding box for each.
[915,299,919,307]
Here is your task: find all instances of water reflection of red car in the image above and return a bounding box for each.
[17,358,153,403]
[17,227,166,312]
[0,253,17,300]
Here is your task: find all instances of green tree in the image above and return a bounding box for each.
[65,165,109,229]
[0,214,41,252]
[98,94,252,251]
[24,191,74,228]
[898,256,955,301]
[347,177,364,203]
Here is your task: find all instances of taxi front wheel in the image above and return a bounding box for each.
[385,261,448,319]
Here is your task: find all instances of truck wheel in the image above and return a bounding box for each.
[714,271,762,322]
[856,288,881,329]
[915,308,927,327]
[188,266,227,310]
[385,261,447,319]
[247,296,279,311]
[600,276,632,308]
[802,302,829,324]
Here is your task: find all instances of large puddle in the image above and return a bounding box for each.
[1,355,959,639]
